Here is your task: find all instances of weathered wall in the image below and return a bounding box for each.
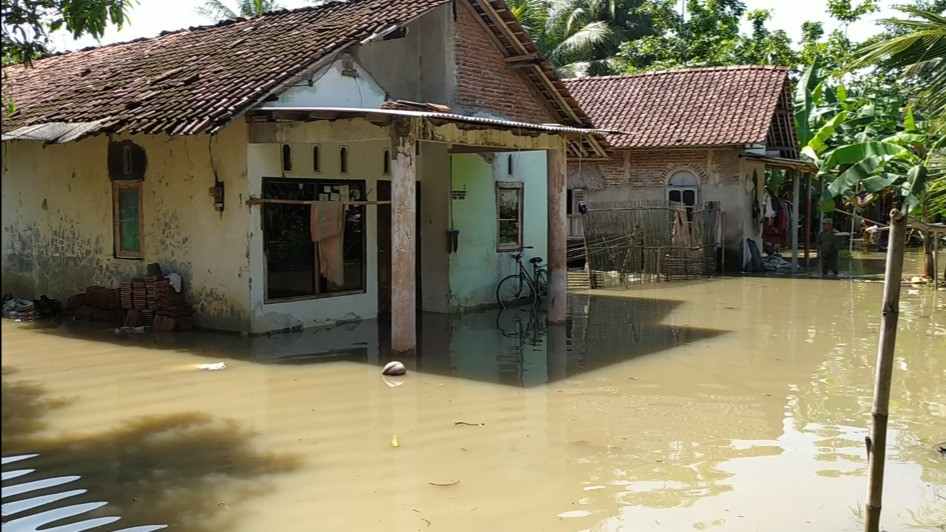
[358,3,454,106]
[419,142,452,313]
[448,150,548,310]
[1,124,252,331]
[452,2,555,123]
[583,147,760,271]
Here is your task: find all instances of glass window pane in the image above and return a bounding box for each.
[118,186,140,253]
[683,190,696,206]
[499,220,520,246]
[669,190,681,203]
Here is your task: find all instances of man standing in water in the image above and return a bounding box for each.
[817,218,841,278]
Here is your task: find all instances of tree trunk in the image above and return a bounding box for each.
[864,209,907,532]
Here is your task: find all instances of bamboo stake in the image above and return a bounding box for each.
[864,208,907,532]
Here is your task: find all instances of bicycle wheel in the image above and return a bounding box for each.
[497,274,534,309]
[534,269,549,296]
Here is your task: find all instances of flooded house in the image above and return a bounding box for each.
[0,0,612,351]
[563,66,812,271]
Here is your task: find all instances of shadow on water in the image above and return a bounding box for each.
[1,372,301,531]
[25,293,728,388]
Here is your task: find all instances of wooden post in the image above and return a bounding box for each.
[791,170,800,274]
[390,119,417,355]
[547,146,567,325]
[864,208,907,532]
[804,173,811,267]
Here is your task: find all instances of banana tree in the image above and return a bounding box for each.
[795,58,941,219]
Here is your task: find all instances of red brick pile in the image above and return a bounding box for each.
[121,276,193,331]
[67,286,124,323]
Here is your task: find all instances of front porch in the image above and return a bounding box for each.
[245,107,606,354]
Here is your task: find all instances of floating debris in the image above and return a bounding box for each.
[391,435,399,448]
[382,361,406,376]
[428,480,459,486]
[454,421,485,427]
[196,362,227,371]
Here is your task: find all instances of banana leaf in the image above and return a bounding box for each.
[822,141,907,171]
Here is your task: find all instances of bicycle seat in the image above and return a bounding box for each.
[529,257,543,264]
[512,253,523,260]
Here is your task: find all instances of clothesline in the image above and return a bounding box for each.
[245,197,391,206]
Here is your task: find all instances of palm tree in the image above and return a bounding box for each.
[196,0,284,21]
[512,0,653,77]
[852,7,946,117]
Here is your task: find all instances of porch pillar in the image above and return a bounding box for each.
[390,119,417,355]
[791,169,800,274]
[547,145,567,324]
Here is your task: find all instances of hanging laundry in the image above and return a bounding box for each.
[310,202,346,287]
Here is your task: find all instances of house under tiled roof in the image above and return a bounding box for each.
[2,0,599,146]
[563,66,797,158]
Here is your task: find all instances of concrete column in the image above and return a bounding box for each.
[547,145,567,324]
[791,169,800,274]
[391,120,417,355]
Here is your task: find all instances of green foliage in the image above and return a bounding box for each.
[1,0,134,64]
[615,0,800,73]
[795,58,944,216]
[195,0,283,21]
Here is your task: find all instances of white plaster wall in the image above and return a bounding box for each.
[448,151,548,311]
[247,126,396,333]
[1,124,252,331]
[266,57,387,109]
[419,142,452,313]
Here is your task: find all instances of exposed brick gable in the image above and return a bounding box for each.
[454,2,556,124]
[587,148,742,188]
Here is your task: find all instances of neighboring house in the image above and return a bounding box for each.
[0,0,609,352]
[563,66,810,271]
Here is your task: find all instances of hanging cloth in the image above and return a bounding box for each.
[310,202,346,287]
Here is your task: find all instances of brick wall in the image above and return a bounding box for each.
[589,148,741,187]
[453,2,555,124]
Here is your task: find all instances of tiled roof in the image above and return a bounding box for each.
[1,0,451,136]
[562,66,794,151]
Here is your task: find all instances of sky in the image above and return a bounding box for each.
[52,0,900,53]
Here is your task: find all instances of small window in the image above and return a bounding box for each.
[667,170,700,207]
[339,146,349,174]
[113,180,143,258]
[312,145,321,173]
[383,149,391,175]
[496,182,523,251]
[122,145,133,175]
[282,144,292,172]
[507,154,514,175]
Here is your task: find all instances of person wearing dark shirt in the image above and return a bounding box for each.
[816,218,841,278]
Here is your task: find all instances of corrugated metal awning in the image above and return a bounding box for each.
[1,120,109,143]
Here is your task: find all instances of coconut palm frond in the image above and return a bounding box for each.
[549,20,613,60]
[196,0,240,21]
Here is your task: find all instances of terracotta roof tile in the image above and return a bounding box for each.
[562,66,793,150]
[2,0,451,136]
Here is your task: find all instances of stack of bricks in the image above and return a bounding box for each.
[120,276,194,331]
[70,286,124,323]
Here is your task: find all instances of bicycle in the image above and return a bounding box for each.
[496,246,549,309]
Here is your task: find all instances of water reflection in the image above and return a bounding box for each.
[25,295,727,389]
[1,270,943,531]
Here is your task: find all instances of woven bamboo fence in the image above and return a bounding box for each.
[582,200,721,288]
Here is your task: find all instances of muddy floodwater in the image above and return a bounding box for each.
[2,253,944,531]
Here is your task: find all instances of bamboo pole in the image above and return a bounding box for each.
[864,208,907,532]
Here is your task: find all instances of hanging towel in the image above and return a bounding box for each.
[310,202,346,287]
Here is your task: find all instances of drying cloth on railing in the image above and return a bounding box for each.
[310,202,346,287]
